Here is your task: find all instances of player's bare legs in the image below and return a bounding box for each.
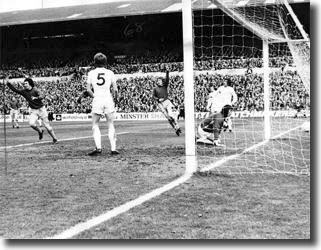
[29,113,44,140]
[106,112,119,155]
[88,113,102,156]
[158,102,181,136]
[11,113,19,128]
[166,106,181,135]
[13,119,19,128]
[42,117,58,143]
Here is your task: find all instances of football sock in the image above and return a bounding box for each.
[92,124,101,149]
[108,124,116,151]
[47,128,57,140]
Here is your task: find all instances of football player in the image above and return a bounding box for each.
[86,52,119,156]
[196,104,233,147]
[5,77,58,143]
[207,78,237,132]
[9,96,20,128]
[153,70,182,136]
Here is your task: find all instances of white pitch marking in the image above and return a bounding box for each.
[207,3,217,9]
[162,0,197,12]
[48,125,303,239]
[118,4,130,8]
[67,13,83,19]
[48,173,192,239]
[0,132,129,150]
[161,3,182,12]
[236,0,249,7]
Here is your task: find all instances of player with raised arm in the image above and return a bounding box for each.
[5,77,58,143]
[86,52,119,156]
[196,105,233,147]
[153,69,182,136]
[9,96,20,128]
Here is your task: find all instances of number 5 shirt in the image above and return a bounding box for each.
[87,67,115,99]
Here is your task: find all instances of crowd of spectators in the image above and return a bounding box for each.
[0,52,293,78]
[0,47,308,115]
[0,67,309,115]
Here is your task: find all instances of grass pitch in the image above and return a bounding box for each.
[0,117,310,239]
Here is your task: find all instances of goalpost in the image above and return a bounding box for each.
[183,0,197,174]
[182,0,310,174]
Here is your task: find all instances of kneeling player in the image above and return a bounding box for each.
[196,105,233,147]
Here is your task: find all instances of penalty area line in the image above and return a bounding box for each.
[0,132,129,150]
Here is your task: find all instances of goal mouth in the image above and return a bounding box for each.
[186,0,310,175]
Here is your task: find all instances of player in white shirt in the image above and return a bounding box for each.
[86,52,119,156]
[206,78,237,132]
[206,84,219,113]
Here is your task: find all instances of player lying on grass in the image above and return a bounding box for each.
[196,104,233,147]
[153,69,182,136]
[85,52,119,156]
[4,77,58,143]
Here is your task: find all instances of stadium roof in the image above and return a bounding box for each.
[0,0,309,27]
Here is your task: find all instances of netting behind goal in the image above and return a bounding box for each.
[191,0,310,175]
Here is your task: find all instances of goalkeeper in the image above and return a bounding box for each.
[196,105,233,147]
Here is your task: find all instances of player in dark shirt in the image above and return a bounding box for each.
[153,70,182,136]
[5,77,58,143]
[196,105,233,147]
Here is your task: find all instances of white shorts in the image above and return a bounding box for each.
[197,125,214,141]
[92,97,115,115]
[10,109,19,119]
[29,106,48,125]
[158,99,175,118]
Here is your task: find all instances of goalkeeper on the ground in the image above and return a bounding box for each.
[197,105,233,147]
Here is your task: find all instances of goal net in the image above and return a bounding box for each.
[190,0,310,175]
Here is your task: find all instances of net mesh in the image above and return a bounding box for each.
[192,0,310,176]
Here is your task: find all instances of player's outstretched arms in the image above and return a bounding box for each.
[164,70,169,87]
[5,77,22,94]
[2,75,10,84]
